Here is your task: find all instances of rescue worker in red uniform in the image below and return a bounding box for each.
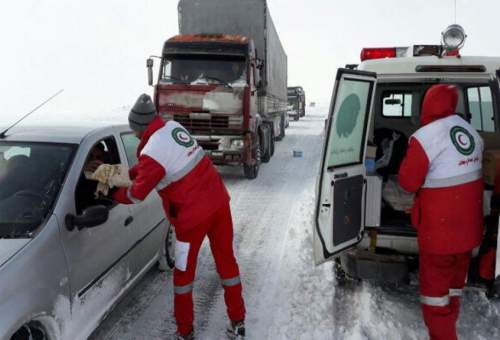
[113,94,246,340]
[399,84,484,340]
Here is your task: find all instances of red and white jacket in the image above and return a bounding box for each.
[114,116,230,234]
[399,84,484,255]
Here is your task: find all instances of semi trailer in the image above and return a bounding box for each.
[147,0,288,179]
[287,86,306,121]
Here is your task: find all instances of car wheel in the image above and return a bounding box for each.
[11,323,48,340]
[158,223,175,271]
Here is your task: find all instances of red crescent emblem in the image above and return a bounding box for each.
[458,134,467,146]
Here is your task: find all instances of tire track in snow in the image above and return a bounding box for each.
[91,114,328,339]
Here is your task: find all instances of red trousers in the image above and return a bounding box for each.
[173,203,246,336]
[419,252,471,340]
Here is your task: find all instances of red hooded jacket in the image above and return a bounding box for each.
[113,116,230,234]
[398,84,484,254]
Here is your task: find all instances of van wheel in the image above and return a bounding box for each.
[243,137,261,180]
[158,223,175,271]
[11,322,48,340]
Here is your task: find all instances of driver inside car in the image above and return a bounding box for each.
[75,144,110,213]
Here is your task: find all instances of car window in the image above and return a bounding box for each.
[327,79,372,168]
[0,142,75,238]
[382,92,413,118]
[121,133,140,167]
[467,86,495,132]
[75,136,122,214]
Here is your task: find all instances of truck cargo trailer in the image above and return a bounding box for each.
[146,0,288,179]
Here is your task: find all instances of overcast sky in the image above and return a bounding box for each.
[0,0,499,126]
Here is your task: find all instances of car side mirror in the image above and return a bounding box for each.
[147,58,154,86]
[66,205,109,231]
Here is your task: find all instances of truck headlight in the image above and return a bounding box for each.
[231,139,244,149]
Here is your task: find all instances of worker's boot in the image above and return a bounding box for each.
[176,331,195,340]
[226,320,245,339]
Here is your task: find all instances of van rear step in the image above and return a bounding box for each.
[340,248,409,284]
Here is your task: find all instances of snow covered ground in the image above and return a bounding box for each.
[90,112,500,340]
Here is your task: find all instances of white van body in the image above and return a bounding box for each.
[314,53,500,292]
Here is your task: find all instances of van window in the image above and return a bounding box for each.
[467,86,495,132]
[327,79,372,168]
[382,92,413,118]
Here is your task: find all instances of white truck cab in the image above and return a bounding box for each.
[314,25,500,295]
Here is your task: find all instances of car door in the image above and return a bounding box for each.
[314,69,377,265]
[117,131,166,274]
[59,135,136,319]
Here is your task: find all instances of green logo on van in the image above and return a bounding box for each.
[450,126,475,156]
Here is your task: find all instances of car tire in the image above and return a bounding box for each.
[294,115,299,121]
[158,223,175,271]
[11,323,48,340]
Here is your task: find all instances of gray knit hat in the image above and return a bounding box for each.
[129,94,157,133]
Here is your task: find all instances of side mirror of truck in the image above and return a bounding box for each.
[147,58,154,86]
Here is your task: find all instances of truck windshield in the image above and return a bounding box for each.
[161,55,247,85]
[0,142,75,238]
[288,97,298,110]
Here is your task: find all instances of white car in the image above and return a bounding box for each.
[0,123,174,340]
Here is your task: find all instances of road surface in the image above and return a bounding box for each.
[91,112,500,340]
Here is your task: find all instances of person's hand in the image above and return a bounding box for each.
[85,160,104,173]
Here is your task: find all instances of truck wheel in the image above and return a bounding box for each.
[243,137,261,179]
[270,128,275,156]
[276,113,286,140]
[294,115,299,121]
[261,127,271,163]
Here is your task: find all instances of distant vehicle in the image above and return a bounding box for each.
[146,0,288,179]
[310,102,316,108]
[0,124,174,340]
[314,25,500,295]
[287,86,306,121]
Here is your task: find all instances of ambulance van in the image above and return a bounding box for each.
[314,25,500,296]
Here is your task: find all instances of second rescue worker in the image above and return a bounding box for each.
[113,94,246,340]
[399,84,484,340]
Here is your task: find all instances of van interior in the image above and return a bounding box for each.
[368,82,498,240]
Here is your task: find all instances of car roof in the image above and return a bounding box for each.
[358,56,500,76]
[0,123,131,144]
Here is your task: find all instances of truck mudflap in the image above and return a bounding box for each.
[340,248,410,284]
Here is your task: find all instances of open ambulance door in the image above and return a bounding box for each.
[495,69,500,284]
[314,69,377,265]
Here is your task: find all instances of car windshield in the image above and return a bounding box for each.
[161,55,247,85]
[0,142,75,238]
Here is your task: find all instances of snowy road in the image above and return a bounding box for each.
[90,113,500,340]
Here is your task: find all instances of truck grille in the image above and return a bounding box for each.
[173,114,241,131]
